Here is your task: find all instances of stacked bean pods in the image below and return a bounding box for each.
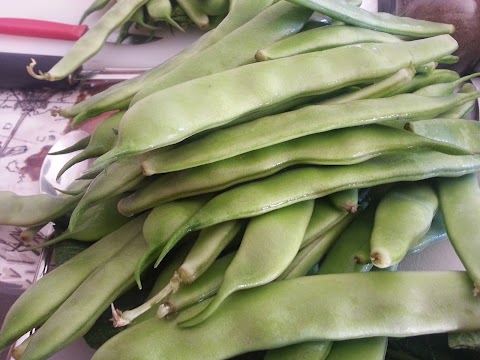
[3,0,480,359]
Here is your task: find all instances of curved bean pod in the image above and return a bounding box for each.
[98,35,458,166]
[370,182,439,268]
[129,1,313,105]
[79,0,111,24]
[414,72,480,96]
[437,174,480,295]
[180,200,314,327]
[59,0,276,121]
[48,135,90,156]
[121,124,469,216]
[20,232,148,360]
[327,188,359,213]
[146,0,183,31]
[287,0,454,36]
[141,91,478,175]
[255,24,402,61]
[92,271,480,360]
[154,151,480,267]
[28,0,149,81]
[176,0,209,30]
[0,215,146,352]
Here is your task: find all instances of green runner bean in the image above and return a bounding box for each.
[97,35,458,166]
[255,24,402,61]
[79,0,111,24]
[176,0,209,30]
[287,0,454,36]
[146,0,183,31]
[0,215,146,352]
[324,338,387,360]
[388,69,460,96]
[264,341,332,360]
[141,91,479,175]
[437,174,480,295]
[327,189,359,213]
[48,135,90,156]
[20,232,148,360]
[92,271,480,360]
[414,72,480,96]
[28,0,149,81]
[121,124,469,216]
[59,0,275,121]
[154,151,480,268]
[369,182,439,268]
[180,200,314,327]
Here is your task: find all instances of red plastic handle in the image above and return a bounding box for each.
[0,18,88,40]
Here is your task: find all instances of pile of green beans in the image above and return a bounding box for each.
[4,1,480,359]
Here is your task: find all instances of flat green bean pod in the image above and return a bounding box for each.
[437,174,480,295]
[20,233,148,360]
[154,151,480,267]
[405,118,480,154]
[256,24,402,61]
[59,0,276,121]
[97,35,458,166]
[287,0,454,36]
[92,271,480,360]
[141,91,479,175]
[370,182,439,268]
[0,215,146,352]
[130,1,313,105]
[28,0,149,81]
[121,124,469,216]
[180,200,314,327]
[327,188,359,213]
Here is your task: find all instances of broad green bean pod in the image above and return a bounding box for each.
[20,232,148,360]
[59,0,276,121]
[180,200,314,327]
[199,0,229,16]
[176,0,209,30]
[121,123,469,216]
[437,174,480,295]
[28,0,150,81]
[0,215,146,352]
[92,271,480,360]
[141,91,479,175]
[98,35,458,166]
[264,341,332,360]
[287,0,454,36]
[129,1,313,105]
[370,182,439,268]
[255,24,402,61]
[154,151,480,268]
